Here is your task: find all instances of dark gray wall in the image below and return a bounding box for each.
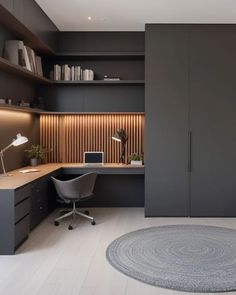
[13,0,58,51]
[0,26,36,103]
[0,0,58,51]
[0,111,39,173]
[58,32,144,53]
[40,32,145,112]
[39,85,144,112]
[0,26,39,173]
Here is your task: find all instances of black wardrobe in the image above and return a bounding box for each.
[145,24,236,217]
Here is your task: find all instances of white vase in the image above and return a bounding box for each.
[130,160,142,166]
[30,158,38,166]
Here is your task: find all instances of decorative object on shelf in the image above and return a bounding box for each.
[25,144,45,166]
[0,133,28,177]
[18,100,30,107]
[104,75,121,81]
[128,153,143,165]
[83,69,94,80]
[0,99,6,104]
[112,129,127,164]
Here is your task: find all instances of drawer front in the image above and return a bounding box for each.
[15,197,30,224]
[15,214,30,248]
[15,185,31,205]
[30,205,47,230]
[30,179,49,229]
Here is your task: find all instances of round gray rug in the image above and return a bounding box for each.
[106,225,236,292]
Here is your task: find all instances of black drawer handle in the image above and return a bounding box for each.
[188,131,192,173]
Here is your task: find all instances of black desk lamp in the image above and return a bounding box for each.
[112,129,127,164]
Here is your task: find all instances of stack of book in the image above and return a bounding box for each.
[51,64,94,81]
[4,40,43,76]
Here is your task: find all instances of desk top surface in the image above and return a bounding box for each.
[0,163,144,190]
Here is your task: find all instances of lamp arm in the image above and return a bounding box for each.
[1,142,13,154]
[0,151,7,176]
[0,143,13,176]
[120,141,126,164]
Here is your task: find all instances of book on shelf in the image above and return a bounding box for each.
[35,56,43,76]
[4,40,26,67]
[23,46,32,71]
[71,66,75,80]
[53,64,61,80]
[52,64,87,81]
[64,64,70,80]
[4,40,43,76]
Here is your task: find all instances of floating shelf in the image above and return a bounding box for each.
[0,5,55,55]
[0,57,52,84]
[53,80,145,85]
[0,104,145,115]
[54,51,145,60]
[0,103,45,114]
[40,111,145,115]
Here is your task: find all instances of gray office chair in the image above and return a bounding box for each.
[51,172,98,230]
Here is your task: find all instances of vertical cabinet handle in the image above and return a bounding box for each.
[188,131,192,173]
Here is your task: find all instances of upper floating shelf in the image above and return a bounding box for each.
[0,104,145,115]
[53,80,145,85]
[55,51,145,60]
[0,57,52,84]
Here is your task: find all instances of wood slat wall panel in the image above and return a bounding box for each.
[40,114,144,163]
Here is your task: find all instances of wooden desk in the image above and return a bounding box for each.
[0,163,144,189]
[0,163,144,254]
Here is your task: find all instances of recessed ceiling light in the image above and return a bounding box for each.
[88,16,92,21]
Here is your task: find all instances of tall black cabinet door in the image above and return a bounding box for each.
[190,26,236,216]
[145,25,189,216]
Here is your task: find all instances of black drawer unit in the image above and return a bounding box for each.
[0,185,31,255]
[30,177,49,230]
[30,172,58,230]
[0,171,59,255]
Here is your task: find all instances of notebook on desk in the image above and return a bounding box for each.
[19,168,41,173]
[83,152,104,165]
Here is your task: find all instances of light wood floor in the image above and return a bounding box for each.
[1,208,236,295]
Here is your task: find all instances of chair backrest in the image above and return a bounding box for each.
[51,172,98,201]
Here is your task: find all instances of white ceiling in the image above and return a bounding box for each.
[35,0,236,31]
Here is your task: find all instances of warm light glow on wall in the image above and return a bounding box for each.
[0,110,33,122]
[40,114,144,163]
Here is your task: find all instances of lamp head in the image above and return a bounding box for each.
[12,133,28,146]
[112,129,127,144]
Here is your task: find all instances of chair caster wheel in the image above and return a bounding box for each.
[84,210,89,215]
[68,225,73,230]
[54,221,59,226]
[91,220,96,225]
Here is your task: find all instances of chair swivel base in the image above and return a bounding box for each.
[54,203,95,230]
